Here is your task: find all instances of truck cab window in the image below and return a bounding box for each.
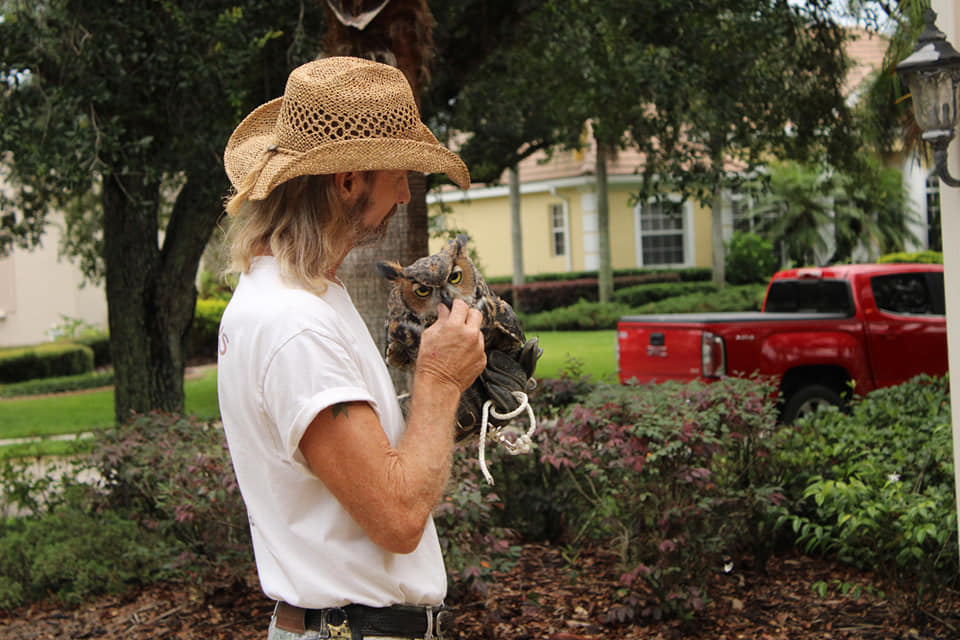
[871,273,944,316]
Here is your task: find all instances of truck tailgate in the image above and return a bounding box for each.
[617,312,849,385]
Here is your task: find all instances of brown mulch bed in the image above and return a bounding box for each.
[1,544,957,639]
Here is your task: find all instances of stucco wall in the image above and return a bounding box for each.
[0,215,108,348]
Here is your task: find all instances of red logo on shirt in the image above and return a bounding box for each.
[218,332,229,355]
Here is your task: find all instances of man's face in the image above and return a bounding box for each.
[351,170,411,247]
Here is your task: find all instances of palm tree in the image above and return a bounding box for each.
[752,162,836,267]
[751,158,918,267]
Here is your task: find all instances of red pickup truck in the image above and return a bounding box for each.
[616,263,947,422]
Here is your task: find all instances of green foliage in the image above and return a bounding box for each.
[0,412,251,609]
[773,375,956,593]
[613,281,718,306]
[0,342,94,384]
[536,376,783,620]
[746,158,917,266]
[522,300,631,331]
[447,0,854,203]
[633,284,767,314]
[89,414,251,581]
[487,267,711,286]
[878,250,943,265]
[748,161,836,266]
[725,232,778,285]
[434,459,522,598]
[494,271,711,314]
[0,370,114,398]
[0,505,170,609]
[70,333,111,368]
[531,358,599,420]
[190,298,229,361]
[0,0,327,420]
[520,284,766,331]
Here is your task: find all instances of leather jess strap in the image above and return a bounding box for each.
[275,601,453,639]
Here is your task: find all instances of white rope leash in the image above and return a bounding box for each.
[477,390,537,485]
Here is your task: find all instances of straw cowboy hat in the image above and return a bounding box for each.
[224,56,470,201]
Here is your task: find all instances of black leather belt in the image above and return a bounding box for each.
[275,601,453,639]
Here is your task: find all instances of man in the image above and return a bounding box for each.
[217,56,486,640]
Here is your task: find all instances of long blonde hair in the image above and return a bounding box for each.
[224,173,369,295]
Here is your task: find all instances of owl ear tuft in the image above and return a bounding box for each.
[454,234,469,250]
[376,261,403,281]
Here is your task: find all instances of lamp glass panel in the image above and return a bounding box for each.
[909,69,960,134]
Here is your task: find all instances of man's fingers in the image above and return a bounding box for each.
[465,307,483,330]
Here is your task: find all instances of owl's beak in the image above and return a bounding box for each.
[439,290,454,310]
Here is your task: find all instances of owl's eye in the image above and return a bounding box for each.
[413,284,433,298]
[448,268,463,285]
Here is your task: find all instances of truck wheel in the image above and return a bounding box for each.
[781,385,843,424]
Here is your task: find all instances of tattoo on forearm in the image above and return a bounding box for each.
[332,403,350,419]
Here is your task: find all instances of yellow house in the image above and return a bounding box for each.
[428,28,936,280]
[428,145,714,278]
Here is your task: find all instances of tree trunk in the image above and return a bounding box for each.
[509,166,524,311]
[323,0,435,394]
[711,147,726,289]
[596,140,613,304]
[102,168,222,424]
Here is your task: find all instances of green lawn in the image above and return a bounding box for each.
[0,331,618,444]
[532,330,617,382]
[0,367,220,442]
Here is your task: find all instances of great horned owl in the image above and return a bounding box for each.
[376,235,541,439]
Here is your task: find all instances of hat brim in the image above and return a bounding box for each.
[224,97,470,199]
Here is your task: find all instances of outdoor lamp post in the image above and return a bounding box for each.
[897,8,960,187]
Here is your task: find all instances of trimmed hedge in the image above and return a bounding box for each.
[69,334,111,368]
[613,281,718,306]
[878,250,943,265]
[0,343,94,384]
[486,266,711,285]
[0,370,115,398]
[492,269,712,314]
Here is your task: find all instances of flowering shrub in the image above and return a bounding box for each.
[0,412,245,608]
[90,413,252,584]
[536,376,782,620]
[435,446,522,598]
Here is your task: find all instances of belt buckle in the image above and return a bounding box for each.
[436,609,453,640]
[322,608,350,640]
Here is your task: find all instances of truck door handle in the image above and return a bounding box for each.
[650,333,665,346]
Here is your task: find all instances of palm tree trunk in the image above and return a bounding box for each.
[322,0,435,393]
[596,138,613,303]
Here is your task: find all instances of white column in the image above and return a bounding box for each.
[933,0,960,565]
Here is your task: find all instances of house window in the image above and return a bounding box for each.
[550,203,567,257]
[926,173,942,251]
[639,199,684,266]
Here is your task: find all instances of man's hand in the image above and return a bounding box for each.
[415,299,486,393]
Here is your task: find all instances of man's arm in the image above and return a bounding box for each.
[298,299,486,554]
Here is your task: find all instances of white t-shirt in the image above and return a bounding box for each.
[217,256,447,609]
